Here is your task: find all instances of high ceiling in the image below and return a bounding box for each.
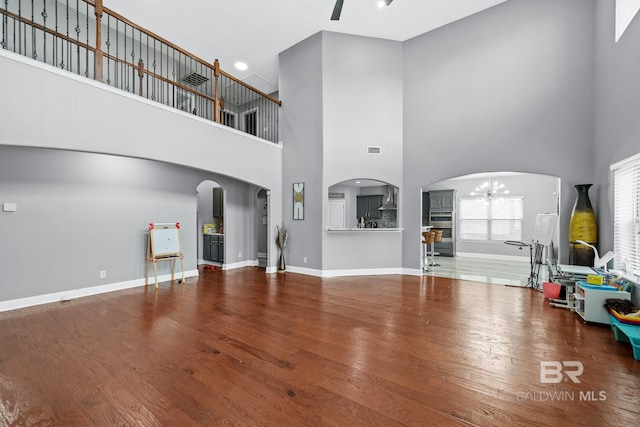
[105,0,507,95]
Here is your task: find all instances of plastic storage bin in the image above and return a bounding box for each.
[542,282,561,299]
[609,313,640,361]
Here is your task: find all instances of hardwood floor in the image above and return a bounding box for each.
[1,267,638,426]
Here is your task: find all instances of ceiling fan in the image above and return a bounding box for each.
[331,0,394,21]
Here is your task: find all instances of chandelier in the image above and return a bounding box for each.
[470,179,509,198]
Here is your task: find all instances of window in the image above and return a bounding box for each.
[459,197,523,241]
[611,153,640,275]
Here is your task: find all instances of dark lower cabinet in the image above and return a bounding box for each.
[203,234,224,262]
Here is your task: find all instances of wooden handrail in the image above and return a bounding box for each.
[99,4,281,106]
[2,1,280,106]
[219,68,282,106]
[100,52,216,103]
[2,0,280,139]
[0,8,96,54]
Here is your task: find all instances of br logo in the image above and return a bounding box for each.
[540,361,584,384]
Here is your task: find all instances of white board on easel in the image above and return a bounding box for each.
[146,222,185,288]
[532,214,558,246]
[150,225,181,257]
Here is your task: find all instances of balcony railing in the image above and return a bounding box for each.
[1,0,281,143]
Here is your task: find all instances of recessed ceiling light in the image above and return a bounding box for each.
[377,1,386,8]
[355,181,361,184]
[234,61,248,71]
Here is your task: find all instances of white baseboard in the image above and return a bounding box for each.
[283,266,404,277]
[0,269,199,313]
[402,268,424,276]
[279,266,419,278]
[321,267,405,277]
[223,260,258,270]
[285,266,324,277]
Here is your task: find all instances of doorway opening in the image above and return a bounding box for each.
[421,172,561,286]
[197,180,225,268]
[256,188,269,267]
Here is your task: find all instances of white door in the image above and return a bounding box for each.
[328,200,345,229]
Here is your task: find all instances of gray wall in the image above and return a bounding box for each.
[322,33,404,272]
[0,146,251,301]
[402,0,597,270]
[279,33,325,270]
[280,32,404,273]
[594,0,640,255]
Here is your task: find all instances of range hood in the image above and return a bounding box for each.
[379,185,397,210]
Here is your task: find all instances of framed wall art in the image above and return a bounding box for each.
[293,182,304,220]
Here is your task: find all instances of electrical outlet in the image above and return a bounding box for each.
[303,257,307,263]
[238,252,242,258]
[100,270,106,279]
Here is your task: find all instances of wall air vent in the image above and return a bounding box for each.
[367,146,381,155]
[181,72,209,86]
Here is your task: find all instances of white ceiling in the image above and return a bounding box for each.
[106,0,507,94]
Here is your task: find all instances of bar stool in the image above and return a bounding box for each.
[422,231,435,271]
[430,229,443,267]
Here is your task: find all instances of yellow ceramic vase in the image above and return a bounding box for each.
[568,184,597,266]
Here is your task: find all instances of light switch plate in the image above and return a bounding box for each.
[2,202,17,212]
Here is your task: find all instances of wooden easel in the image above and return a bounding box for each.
[145,222,185,289]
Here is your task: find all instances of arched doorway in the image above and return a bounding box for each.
[420,172,561,286]
[197,180,224,267]
[255,188,269,267]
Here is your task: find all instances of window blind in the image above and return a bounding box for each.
[459,197,523,241]
[611,153,640,275]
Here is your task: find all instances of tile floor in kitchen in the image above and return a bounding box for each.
[423,253,549,289]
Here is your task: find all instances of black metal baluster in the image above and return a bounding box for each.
[1,0,8,50]
[145,33,149,99]
[158,41,162,104]
[41,0,47,64]
[130,24,135,94]
[63,0,68,70]
[17,0,22,55]
[171,46,175,108]
[114,18,118,88]
[30,0,35,59]
[105,13,110,84]
[74,0,79,74]
[152,37,156,101]
[84,0,88,77]
[12,9,17,53]
[123,22,128,91]
[53,0,58,68]
[162,45,168,105]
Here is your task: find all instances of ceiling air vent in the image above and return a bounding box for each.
[181,72,209,86]
[367,146,381,155]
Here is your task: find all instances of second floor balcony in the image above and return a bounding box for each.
[1,0,281,143]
